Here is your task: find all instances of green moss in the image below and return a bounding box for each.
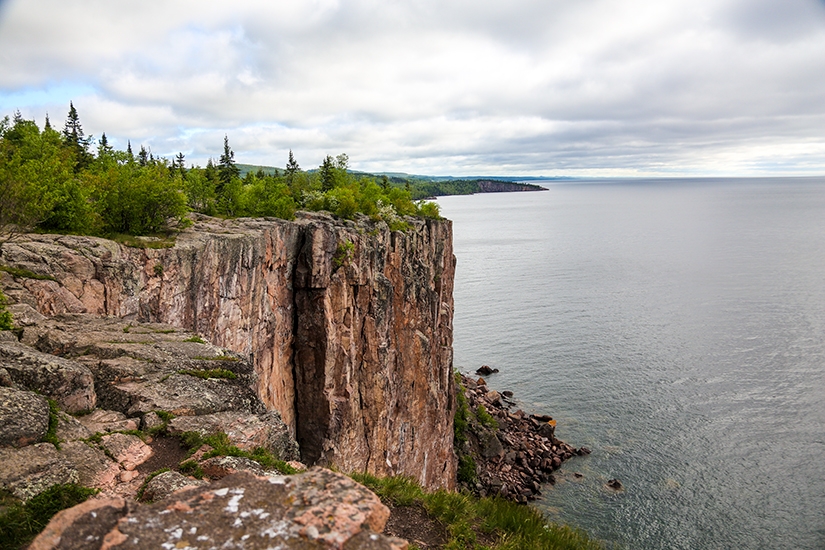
[0,288,13,330]
[333,240,354,268]
[192,354,239,362]
[183,335,206,344]
[454,373,470,445]
[457,455,477,485]
[41,399,61,449]
[177,368,237,380]
[0,264,56,281]
[178,460,204,479]
[0,484,98,549]
[476,405,498,431]
[176,431,296,475]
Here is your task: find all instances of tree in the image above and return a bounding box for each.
[218,135,239,189]
[320,155,336,191]
[138,145,149,166]
[62,102,92,171]
[286,149,300,183]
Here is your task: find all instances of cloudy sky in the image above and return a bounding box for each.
[1,0,824,177]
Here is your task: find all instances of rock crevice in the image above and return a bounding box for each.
[0,212,456,489]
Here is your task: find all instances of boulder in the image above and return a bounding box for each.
[167,410,299,461]
[0,443,78,501]
[0,340,95,413]
[31,469,407,549]
[140,470,208,502]
[99,433,153,471]
[0,386,50,447]
[200,455,265,479]
[59,441,120,489]
[77,409,138,434]
[56,411,93,442]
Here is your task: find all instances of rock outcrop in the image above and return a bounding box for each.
[0,212,456,488]
[30,469,407,550]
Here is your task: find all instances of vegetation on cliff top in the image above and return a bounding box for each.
[352,472,603,550]
[0,105,440,240]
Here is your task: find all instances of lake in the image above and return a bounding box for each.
[437,178,825,549]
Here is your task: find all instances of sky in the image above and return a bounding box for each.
[1,0,825,177]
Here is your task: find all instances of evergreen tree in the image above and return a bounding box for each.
[286,149,300,184]
[218,135,239,188]
[98,133,113,157]
[320,155,336,191]
[126,140,134,160]
[44,113,52,130]
[62,102,91,170]
[138,145,149,166]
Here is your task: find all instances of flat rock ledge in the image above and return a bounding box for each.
[30,468,408,550]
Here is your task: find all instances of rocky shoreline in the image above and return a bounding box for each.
[455,371,590,503]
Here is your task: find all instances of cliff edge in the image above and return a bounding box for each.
[0,212,456,489]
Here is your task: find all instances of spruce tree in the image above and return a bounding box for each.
[138,145,149,166]
[62,102,91,170]
[218,135,240,188]
[320,155,336,191]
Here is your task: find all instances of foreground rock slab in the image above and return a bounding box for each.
[31,468,408,550]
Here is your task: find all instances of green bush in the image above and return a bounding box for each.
[0,484,98,549]
[0,288,12,330]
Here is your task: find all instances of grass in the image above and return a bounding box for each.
[193,354,239,362]
[0,264,56,281]
[350,473,603,550]
[107,233,177,249]
[476,405,498,431]
[183,335,206,344]
[177,368,237,380]
[177,431,298,475]
[42,399,61,449]
[0,484,98,549]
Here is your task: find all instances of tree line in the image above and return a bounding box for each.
[0,103,440,240]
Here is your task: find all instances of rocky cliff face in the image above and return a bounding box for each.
[0,212,456,489]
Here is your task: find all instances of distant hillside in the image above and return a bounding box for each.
[237,163,548,199]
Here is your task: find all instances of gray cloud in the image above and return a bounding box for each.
[1,0,824,176]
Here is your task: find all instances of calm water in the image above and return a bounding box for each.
[436,178,825,550]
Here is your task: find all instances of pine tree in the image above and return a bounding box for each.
[126,140,134,161]
[62,102,91,170]
[175,152,186,176]
[218,135,240,188]
[320,155,336,191]
[138,145,149,166]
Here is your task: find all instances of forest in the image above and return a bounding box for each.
[0,104,441,241]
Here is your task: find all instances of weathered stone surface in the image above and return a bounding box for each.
[56,411,93,442]
[59,440,120,489]
[140,470,208,502]
[200,455,265,479]
[0,443,78,501]
[20,316,264,417]
[167,410,299,460]
[77,409,138,434]
[0,339,95,413]
[139,411,164,432]
[100,433,153,471]
[31,469,407,549]
[0,386,49,447]
[3,213,457,489]
[28,497,132,550]
[292,216,456,488]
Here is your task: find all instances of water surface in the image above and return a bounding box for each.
[437,178,825,549]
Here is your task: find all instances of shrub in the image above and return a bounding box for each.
[0,484,98,549]
[0,288,12,330]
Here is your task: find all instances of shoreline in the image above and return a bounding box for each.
[455,371,590,503]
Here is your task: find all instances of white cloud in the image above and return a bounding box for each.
[1,0,824,175]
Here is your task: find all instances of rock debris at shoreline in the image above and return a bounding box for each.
[456,372,590,503]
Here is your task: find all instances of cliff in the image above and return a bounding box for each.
[0,212,456,489]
